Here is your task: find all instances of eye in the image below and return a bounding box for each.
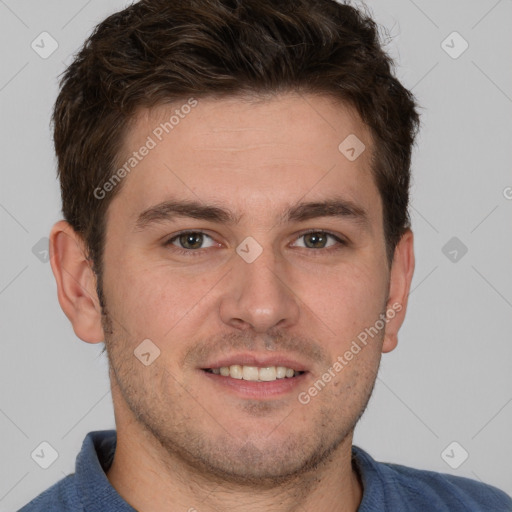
[164,231,217,252]
[163,229,346,256]
[292,230,346,251]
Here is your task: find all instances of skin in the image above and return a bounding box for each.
[49,92,414,512]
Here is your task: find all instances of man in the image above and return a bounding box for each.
[19,0,512,511]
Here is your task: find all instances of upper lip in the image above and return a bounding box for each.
[201,353,309,372]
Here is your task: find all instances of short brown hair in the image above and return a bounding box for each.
[53,0,420,304]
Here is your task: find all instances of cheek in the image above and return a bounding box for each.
[106,243,388,348]
[297,261,388,335]
[109,260,218,341]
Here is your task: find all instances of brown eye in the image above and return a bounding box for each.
[165,231,216,251]
[303,232,329,249]
[178,232,204,249]
[293,231,345,250]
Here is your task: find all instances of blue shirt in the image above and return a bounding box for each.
[18,429,512,511]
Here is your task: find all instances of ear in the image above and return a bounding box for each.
[381,229,415,353]
[49,220,105,343]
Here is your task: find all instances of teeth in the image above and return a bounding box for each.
[242,366,259,381]
[209,365,301,381]
[259,366,276,381]
[276,366,287,379]
[230,365,243,379]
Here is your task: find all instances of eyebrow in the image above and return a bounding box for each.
[134,196,370,231]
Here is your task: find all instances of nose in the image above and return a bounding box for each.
[219,242,300,333]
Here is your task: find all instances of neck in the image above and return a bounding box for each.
[106,419,362,512]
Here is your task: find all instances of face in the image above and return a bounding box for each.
[99,93,397,484]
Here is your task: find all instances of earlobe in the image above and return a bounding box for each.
[381,229,415,353]
[49,220,105,343]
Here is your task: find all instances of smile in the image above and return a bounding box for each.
[204,365,305,382]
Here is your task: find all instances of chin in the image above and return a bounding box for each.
[174,426,349,488]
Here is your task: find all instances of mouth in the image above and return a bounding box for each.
[200,359,309,399]
[202,365,306,382]
[199,354,310,399]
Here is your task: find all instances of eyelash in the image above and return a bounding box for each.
[163,229,347,257]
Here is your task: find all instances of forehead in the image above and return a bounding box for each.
[108,93,381,228]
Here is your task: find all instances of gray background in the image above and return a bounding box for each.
[1,0,511,510]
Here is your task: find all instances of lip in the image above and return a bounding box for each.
[200,353,310,372]
[200,368,309,399]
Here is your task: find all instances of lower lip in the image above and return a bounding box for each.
[200,370,308,399]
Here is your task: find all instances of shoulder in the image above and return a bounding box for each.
[18,430,125,512]
[17,474,81,512]
[353,446,512,512]
[385,462,512,511]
